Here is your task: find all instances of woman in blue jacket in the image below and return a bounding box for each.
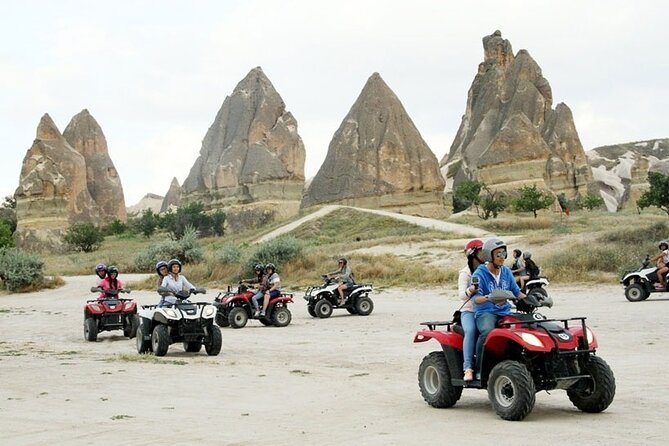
[471,238,526,376]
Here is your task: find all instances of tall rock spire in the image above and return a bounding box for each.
[301,72,445,216]
[442,30,592,207]
[63,109,127,223]
[182,67,305,210]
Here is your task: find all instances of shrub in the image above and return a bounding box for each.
[247,237,304,272]
[637,171,669,216]
[581,194,605,211]
[134,227,204,271]
[479,186,508,220]
[217,242,243,264]
[162,202,225,239]
[63,223,105,252]
[0,221,14,249]
[453,180,482,213]
[0,248,44,291]
[512,185,555,218]
[105,219,128,235]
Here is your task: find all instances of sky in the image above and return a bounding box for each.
[1,0,668,206]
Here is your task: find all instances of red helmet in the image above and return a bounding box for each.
[464,239,484,257]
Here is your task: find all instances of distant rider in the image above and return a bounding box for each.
[326,257,354,306]
[160,258,196,305]
[98,265,123,300]
[651,241,669,290]
[458,239,484,382]
[95,263,107,284]
[155,260,170,307]
[259,263,281,317]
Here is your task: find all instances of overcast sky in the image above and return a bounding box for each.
[1,0,667,205]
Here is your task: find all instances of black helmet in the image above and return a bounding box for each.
[95,263,107,273]
[107,266,119,275]
[168,258,182,272]
[155,260,168,274]
[265,262,276,271]
[659,241,669,249]
[482,238,506,263]
[254,263,264,272]
[338,257,347,265]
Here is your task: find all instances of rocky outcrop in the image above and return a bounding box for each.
[160,177,181,213]
[587,138,669,211]
[126,193,164,217]
[14,114,100,251]
[181,67,305,220]
[442,31,592,208]
[301,73,445,217]
[63,109,127,223]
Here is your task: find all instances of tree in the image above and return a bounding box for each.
[137,209,158,238]
[63,223,105,252]
[581,193,605,211]
[637,172,669,217]
[0,222,14,249]
[512,185,555,218]
[479,185,508,220]
[453,180,483,213]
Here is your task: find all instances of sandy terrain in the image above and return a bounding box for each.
[1,275,668,446]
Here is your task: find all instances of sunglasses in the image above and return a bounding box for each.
[494,250,508,259]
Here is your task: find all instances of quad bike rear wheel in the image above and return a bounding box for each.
[418,351,462,408]
[204,325,222,356]
[272,307,292,327]
[315,299,333,319]
[488,360,536,421]
[136,323,152,353]
[184,341,202,353]
[152,324,170,357]
[228,307,248,329]
[624,283,648,302]
[355,296,374,316]
[567,356,616,413]
[84,317,97,342]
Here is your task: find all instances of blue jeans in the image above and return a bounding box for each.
[461,311,477,370]
[475,312,500,372]
[252,290,263,310]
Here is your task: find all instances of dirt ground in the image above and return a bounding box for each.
[1,275,668,445]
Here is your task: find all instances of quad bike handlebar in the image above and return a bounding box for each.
[90,286,130,294]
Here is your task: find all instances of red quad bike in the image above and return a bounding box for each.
[213,284,294,328]
[414,290,615,421]
[84,287,138,342]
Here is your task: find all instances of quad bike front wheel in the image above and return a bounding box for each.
[488,360,536,421]
[215,311,230,327]
[418,351,462,408]
[272,307,292,327]
[228,307,248,329]
[84,317,97,342]
[567,356,616,413]
[355,296,374,316]
[136,323,152,354]
[307,305,317,318]
[624,283,648,302]
[204,325,222,356]
[124,314,139,339]
[152,324,170,357]
[315,299,333,318]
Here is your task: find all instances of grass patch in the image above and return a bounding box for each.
[111,414,134,420]
[106,354,188,365]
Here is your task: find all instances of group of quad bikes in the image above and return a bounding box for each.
[83,264,622,421]
[82,273,375,355]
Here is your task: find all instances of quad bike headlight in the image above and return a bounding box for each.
[585,328,595,345]
[518,332,544,348]
[203,306,216,317]
[164,308,178,319]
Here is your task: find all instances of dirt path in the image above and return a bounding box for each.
[255,205,494,243]
[1,277,667,445]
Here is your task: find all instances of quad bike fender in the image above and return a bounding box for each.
[84,302,105,316]
[484,327,554,354]
[568,326,598,349]
[413,329,462,350]
[123,301,137,313]
[224,291,255,305]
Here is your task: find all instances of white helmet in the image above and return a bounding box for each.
[482,238,506,263]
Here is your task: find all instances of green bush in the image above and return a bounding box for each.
[247,237,304,271]
[63,223,105,252]
[161,202,225,239]
[104,219,128,235]
[512,185,555,218]
[0,248,44,291]
[0,221,14,249]
[134,227,204,271]
[217,242,243,264]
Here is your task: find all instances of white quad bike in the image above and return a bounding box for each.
[621,255,668,302]
[303,275,374,318]
[136,288,222,356]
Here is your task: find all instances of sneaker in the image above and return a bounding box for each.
[253,310,260,317]
[463,369,474,381]
[259,311,266,317]
[475,371,481,381]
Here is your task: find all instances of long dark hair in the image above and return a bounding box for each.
[468,249,482,273]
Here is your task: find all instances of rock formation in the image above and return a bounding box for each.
[160,177,181,213]
[14,114,100,251]
[126,193,164,217]
[63,109,127,223]
[587,138,669,211]
[442,31,592,208]
[301,73,445,217]
[181,67,305,221]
